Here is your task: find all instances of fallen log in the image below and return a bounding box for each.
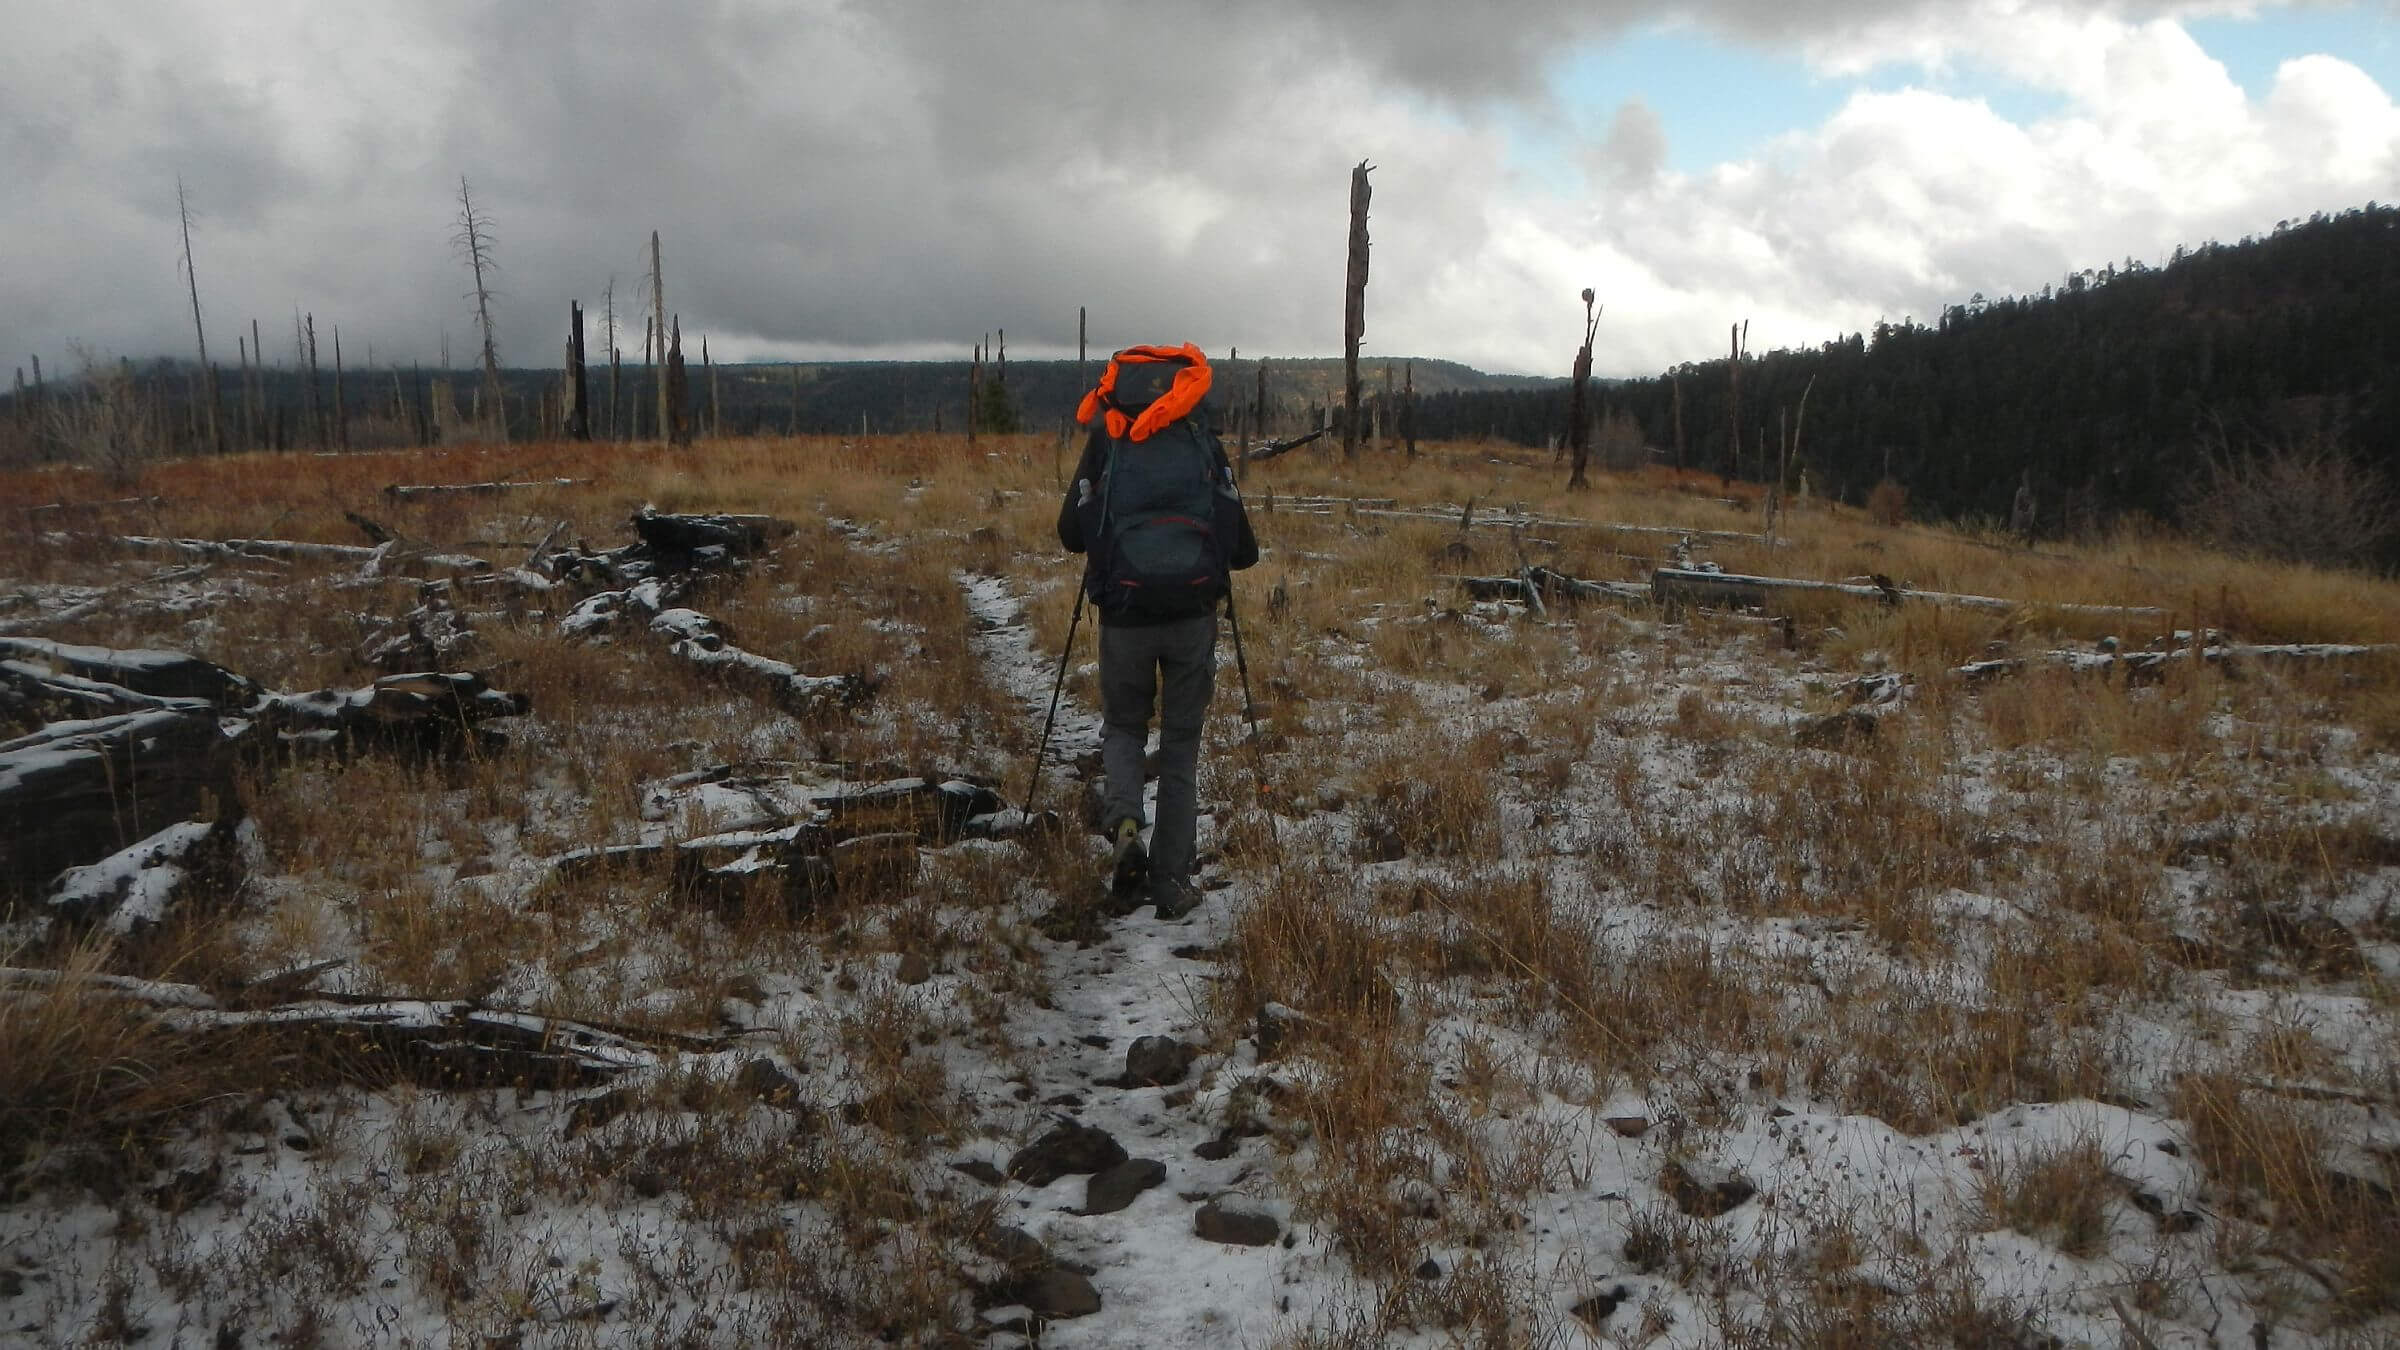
[629,507,795,558]
[1957,642,2400,686]
[360,598,480,672]
[1,660,213,721]
[0,709,241,900]
[0,636,256,706]
[43,818,243,938]
[1240,428,1330,464]
[383,478,586,500]
[249,671,531,754]
[565,580,871,715]
[1651,567,2165,620]
[0,966,702,1089]
[1450,568,1652,608]
[546,778,1006,912]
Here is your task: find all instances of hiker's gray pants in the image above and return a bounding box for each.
[1098,613,1217,883]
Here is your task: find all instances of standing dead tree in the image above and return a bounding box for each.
[174,179,222,456]
[453,177,505,441]
[602,278,621,442]
[649,231,669,446]
[1402,360,1417,459]
[1567,288,1602,490]
[1342,159,1373,462]
[1722,320,1748,488]
[666,317,689,445]
[303,314,321,449]
[565,301,589,441]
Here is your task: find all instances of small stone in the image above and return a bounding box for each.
[1415,1257,1442,1280]
[1007,1123,1128,1187]
[991,1225,1049,1272]
[628,1170,668,1199]
[895,952,932,985]
[1572,1285,1631,1330]
[950,1159,1007,1187]
[1661,1159,1756,1218]
[1255,1002,1314,1060]
[1022,1268,1102,1319]
[1082,1158,1167,1215]
[1604,1116,1650,1139]
[1194,1198,1280,1246]
[1193,1136,1238,1161]
[1124,1036,1197,1087]
[736,1057,803,1106]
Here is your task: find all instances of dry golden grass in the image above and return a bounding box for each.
[7,430,2400,1342]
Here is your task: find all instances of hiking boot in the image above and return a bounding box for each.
[1108,819,1149,897]
[1149,874,1202,921]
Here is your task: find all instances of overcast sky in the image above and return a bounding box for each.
[5,0,2395,379]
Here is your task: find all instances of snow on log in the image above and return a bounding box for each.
[360,598,480,672]
[43,818,243,937]
[248,671,531,754]
[0,966,688,1088]
[1651,567,2165,619]
[0,709,240,899]
[1956,641,2400,686]
[1452,568,1651,608]
[382,478,587,500]
[0,636,255,706]
[564,578,871,714]
[629,507,794,558]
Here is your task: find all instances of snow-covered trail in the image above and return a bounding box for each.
[953,568,1311,1348]
[959,570,1101,773]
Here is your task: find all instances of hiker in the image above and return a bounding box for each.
[1057,343,1258,918]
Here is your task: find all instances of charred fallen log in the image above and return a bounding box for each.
[1650,566,2165,620]
[564,580,871,715]
[0,967,689,1089]
[0,709,241,901]
[545,778,1012,915]
[383,478,587,500]
[630,508,794,558]
[248,672,531,756]
[0,636,256,707]
[42,818,244,938]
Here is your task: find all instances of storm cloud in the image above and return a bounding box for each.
[2,0,2392,377]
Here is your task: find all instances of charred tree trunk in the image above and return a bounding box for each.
[1567,290,1601,490]
[703,335,718,439]
[666,317,689,446]
[565,300,589,441]
[1402,360,1417,458]
[650,231,669,446]
[332,328,347,451]
[1342,160,1373,462]
[1722,321,1747,488]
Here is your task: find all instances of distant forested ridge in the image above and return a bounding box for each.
[1419,205,2400,534]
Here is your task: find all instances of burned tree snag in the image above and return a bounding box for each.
[332,328,347,450]
[703,335,718,439]
[968,338,982,446]
[1567,289,1601,490]
[454,178,505,439]
[1342,159,1373,462]
[304,314,322,449]
[650,230,669,445]
[1403,360,1417,459]
[666,316,689,446]
[175,179,223,456]
[565,300,589,441]
[1670,371,1686,475]
[1722,320,1747,487]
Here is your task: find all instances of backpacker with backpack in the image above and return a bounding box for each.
[1072,344,1244,622]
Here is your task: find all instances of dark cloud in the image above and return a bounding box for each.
[0,1,2379,378]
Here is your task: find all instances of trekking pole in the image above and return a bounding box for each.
[1221,584,1270,802]
[1021,586,1086,819]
